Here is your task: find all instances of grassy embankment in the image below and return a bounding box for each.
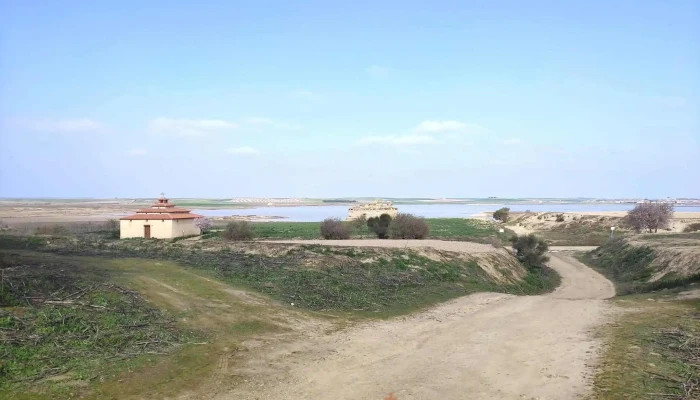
[577,235,700,399]
[0,251,284,399]
[206,218,504,242]
[0,231,558,398]
[580,236,700,295]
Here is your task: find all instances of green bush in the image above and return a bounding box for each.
[222,221,253,241]
[510,234,550,268]
[105,219,120,239]
[493,207,510,222]
[367,214,393,239]
[555,214,565,222]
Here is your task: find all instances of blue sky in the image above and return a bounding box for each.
[1,0,698,198]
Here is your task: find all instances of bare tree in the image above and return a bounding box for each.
[626,204,649,232]
[626,203,674,233]
[320,218,351,239]
[195,217,212,233]
[389,213,429,239]
[647,203,674,233]
[222,221,253,241]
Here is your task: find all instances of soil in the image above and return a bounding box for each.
[505,211,700,234]
[204,249,615,400]
[267,239,500,253]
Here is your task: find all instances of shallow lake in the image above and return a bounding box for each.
[195,203,700,222]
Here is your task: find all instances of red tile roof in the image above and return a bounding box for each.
[135,207,192,213]
[120,197,203,221]
[120,213,202,220]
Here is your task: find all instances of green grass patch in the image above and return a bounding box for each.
[636,232,700,242]
[250,221,320,239]
[228,320,285,335]
[204,218,500,242]
[424,218,499,240]
[594,297,700,399]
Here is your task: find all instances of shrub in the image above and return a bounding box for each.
[684,222,700,233]
[34,225,71,236]
[319,218,351,240]
[350,215,368,238]
[492,207,510,223]
[105,219,120,239]
[555,214,565,222]
[367,214,392,239]
[222,221,253,241]
[510,234,550,268]
[389,213,429,239]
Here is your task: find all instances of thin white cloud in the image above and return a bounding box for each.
[414,120,482,133]
[243,117,301,130]
[655,96,686,108]
[367,65,389,79]
[148,117,238,137]
[226,146,260,155]
[127,148,147,156]
[291,90,320,100]
[502,138,522,146]
[356,135,436,146]
[10,118,109,133]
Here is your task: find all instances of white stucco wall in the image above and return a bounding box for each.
[172,219,201,237]
[120,219,172,239]
[120,218,201,239]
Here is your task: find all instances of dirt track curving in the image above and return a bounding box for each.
[220,246,615,400]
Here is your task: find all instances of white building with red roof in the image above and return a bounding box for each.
[120,195,203,239]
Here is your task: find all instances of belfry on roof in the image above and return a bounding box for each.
[119,194,203,239]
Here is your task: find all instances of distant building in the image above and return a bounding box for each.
[347,200,398,221]
[120,195,202,239]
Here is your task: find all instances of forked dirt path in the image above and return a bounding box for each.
[220,250,615,400]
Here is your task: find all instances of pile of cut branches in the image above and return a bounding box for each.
[0,253,193,388]
[649,315,700,399]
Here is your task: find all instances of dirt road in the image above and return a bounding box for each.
[223,252,615,400]
[268,239,498,253]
